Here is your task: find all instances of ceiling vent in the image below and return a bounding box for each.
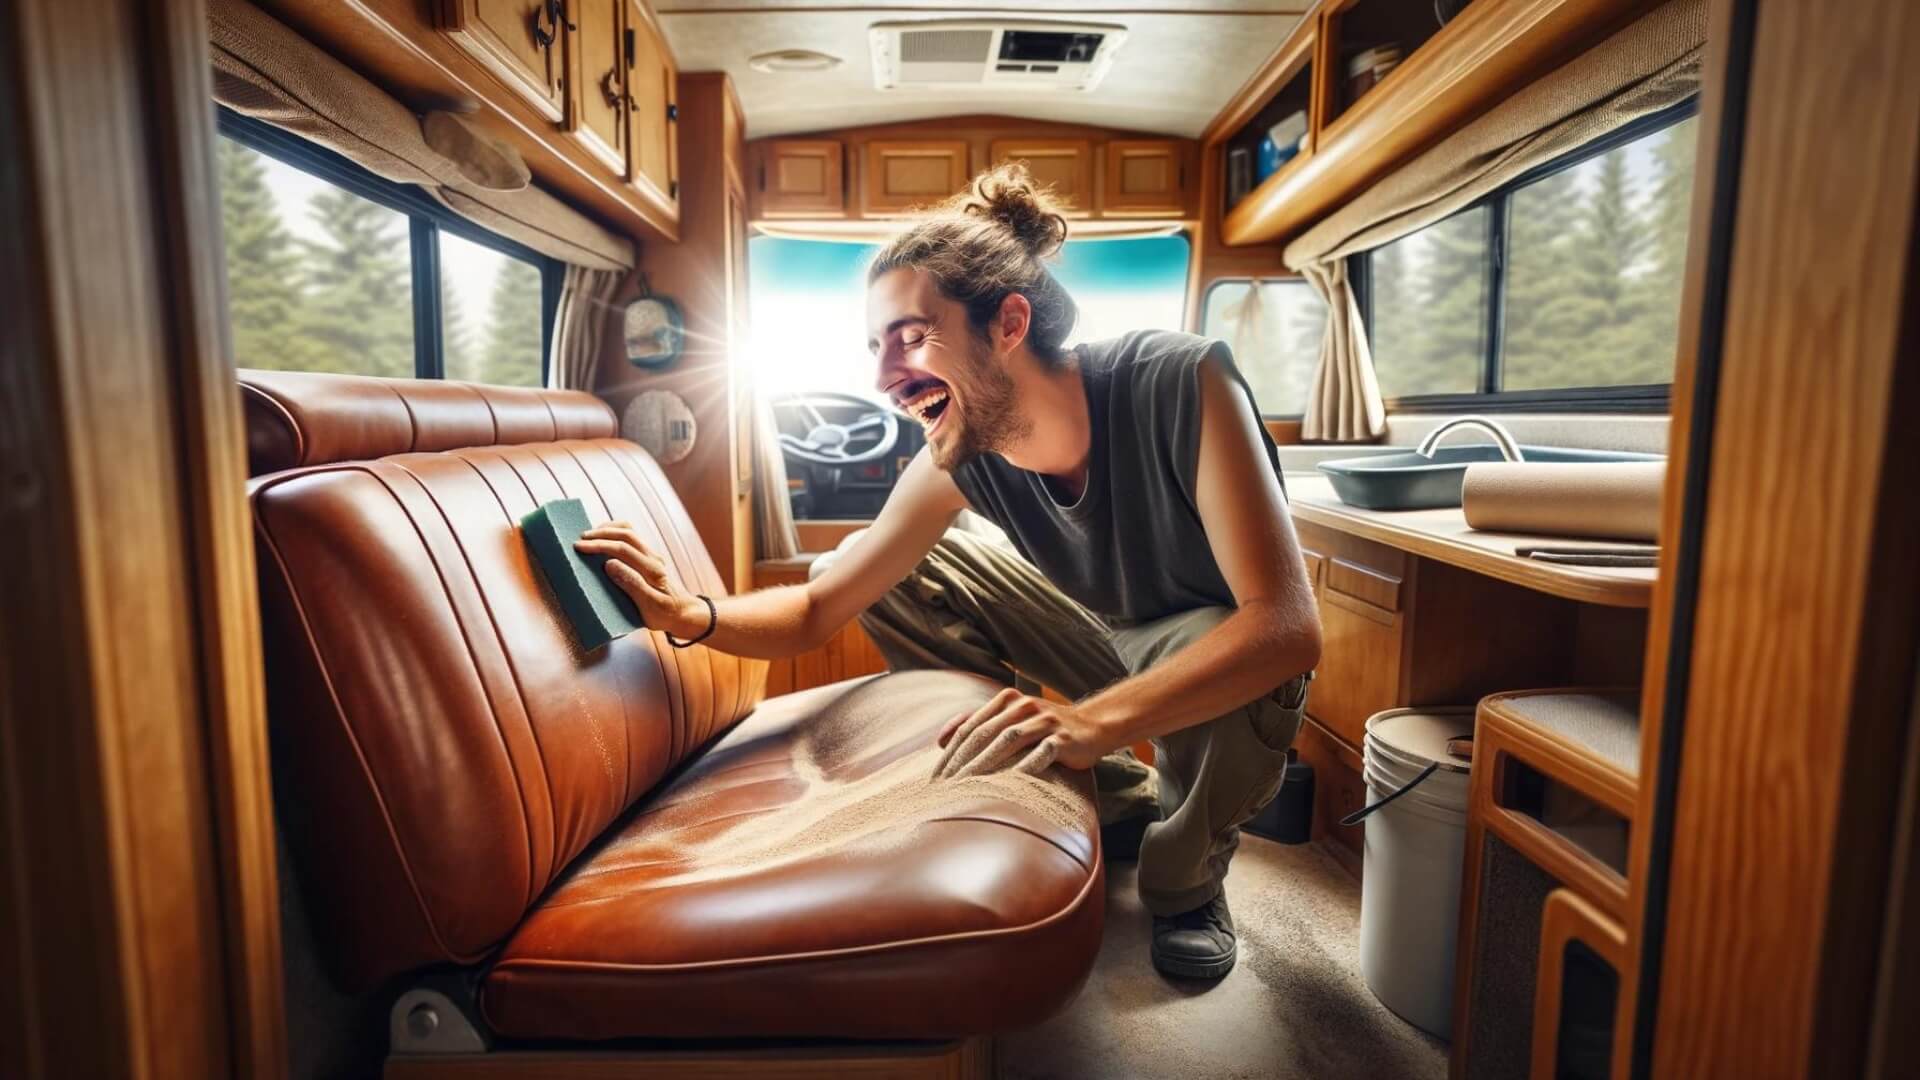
[869,20,1126,92]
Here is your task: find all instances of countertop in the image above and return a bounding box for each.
[1285,474,1656,609]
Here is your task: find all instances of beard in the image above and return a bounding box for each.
[929,337,1032,471]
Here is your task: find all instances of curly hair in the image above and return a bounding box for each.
[867,162,1080,365]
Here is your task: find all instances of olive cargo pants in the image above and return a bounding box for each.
[815,526,1309,917]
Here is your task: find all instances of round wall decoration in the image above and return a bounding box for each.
[620,390,697,465]
[623,290,685,370]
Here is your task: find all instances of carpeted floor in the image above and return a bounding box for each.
[998,835,1448,1080]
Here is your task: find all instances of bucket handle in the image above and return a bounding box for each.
[1339,733,1472,827]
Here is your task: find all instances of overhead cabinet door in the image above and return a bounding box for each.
[625,2,678,206]
[863,140,970,216]
[438,0,569,122]
[760,140,845,216]
[1103,139,1189,216]
[990,139,1092,215]
[570,0,627,174]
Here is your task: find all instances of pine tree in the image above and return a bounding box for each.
[217,140,318,371]
[1626,118,1698,383]
[1547,151,1649,388]
[480,259,545,386]
[1500,170,1582,387]
[1408,208,1491,395]
[441,278,480,383]
[300,189,414,377]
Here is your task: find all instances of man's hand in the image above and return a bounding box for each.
[575,522,707,639]
[933,688,1116,779]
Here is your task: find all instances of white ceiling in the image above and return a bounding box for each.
[656,2,1310,139]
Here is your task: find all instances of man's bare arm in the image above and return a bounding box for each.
[576,446,968,660]
[1078,355,1322,742]
[931,354,1323,777]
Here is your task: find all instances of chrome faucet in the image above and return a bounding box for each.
[1415,416,1524,462]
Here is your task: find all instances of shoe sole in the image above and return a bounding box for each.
[1151,944,1237,980]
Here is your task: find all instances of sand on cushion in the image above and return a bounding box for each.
[641,671,1097,885]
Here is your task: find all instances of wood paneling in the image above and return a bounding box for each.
[604,74,751,590]
[1101,139,1190,217]
[863,139,971,216]
[989,138,1093,215]
[759,139,845,216]
[625,0,678,207]
[1292,715,1366,877]
[1218,0,1664,247]
[1635,0,1920,1075]
[1,0,281,1076]
[748,117,1199,226]
[1530,890,1629,1080]
[437,0,569,122]
[254,0,679,239]
[569,0,627,174]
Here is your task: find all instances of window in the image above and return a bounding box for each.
[215,109,556,384]
[1199,279,1328,416]
[1360,102,1699,407]
[747,233,1191,400]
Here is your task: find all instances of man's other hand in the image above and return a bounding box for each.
[575,522,707,639]
[933,688,1114,779]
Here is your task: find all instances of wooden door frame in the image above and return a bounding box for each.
[1624,0,1920,1076]
[0,0,285,1077]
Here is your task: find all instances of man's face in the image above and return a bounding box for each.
[867,268,1026,471]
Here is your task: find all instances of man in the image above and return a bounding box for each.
[575,164,1322,980]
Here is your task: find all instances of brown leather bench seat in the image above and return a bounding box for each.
[240,370,1102,1043]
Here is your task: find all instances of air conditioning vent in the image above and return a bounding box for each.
[870,20,1126,92]
[899,28,993,64]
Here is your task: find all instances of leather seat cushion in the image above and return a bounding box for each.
[482,671,1105,1041]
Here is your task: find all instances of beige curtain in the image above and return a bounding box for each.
[548,266,624,391]
[1300,260,1386,441]
[1286,0,1707,441]
[207,0,634,272]
[751,395,801,559]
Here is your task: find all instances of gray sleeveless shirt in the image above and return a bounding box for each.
[949,330,1286,625]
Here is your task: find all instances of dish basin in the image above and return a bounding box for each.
[1316,445,1664,511]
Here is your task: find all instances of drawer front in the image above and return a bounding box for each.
[1296,521,1407,748]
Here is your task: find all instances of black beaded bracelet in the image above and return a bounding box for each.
[666,593,717,649]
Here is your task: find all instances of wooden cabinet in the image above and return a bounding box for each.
[624,1,678,206]
[1102,138,1189,216]
[437,0,569,122]
[990,138,1092,215]
[569,0,626,173]
[862,140,970,216]
[759,140,845,216]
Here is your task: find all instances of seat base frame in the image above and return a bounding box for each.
[384,1037,993,1079]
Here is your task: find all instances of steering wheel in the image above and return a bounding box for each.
[770,392,903,467]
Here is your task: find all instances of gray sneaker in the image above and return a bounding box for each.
[1151,890,1236,979]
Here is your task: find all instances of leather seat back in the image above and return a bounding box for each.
[242,370,766,988]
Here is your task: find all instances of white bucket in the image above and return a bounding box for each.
[1355,707,1475,1039]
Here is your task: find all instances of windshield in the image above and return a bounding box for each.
[746,233,1192,400]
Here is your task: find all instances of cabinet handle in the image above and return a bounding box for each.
[601,69,622,108]
[624,27,635,68]
[666,102,678,122]
[530,0,572,47]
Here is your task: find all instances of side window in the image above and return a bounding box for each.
[1199,279,1329,417]
[218,137,414,376]
[1501,115,1698,390]
[1369,205,1490,399]
[1360,103,1698,404]
[439,232,545,387]
[215,120,553,385]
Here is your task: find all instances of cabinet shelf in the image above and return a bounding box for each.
[1217,0,1665,249]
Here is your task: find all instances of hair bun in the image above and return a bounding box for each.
[961,163,1068,258]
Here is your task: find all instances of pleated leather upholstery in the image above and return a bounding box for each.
[249,379,765,986]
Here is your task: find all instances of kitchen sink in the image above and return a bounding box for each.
[1316,445,1664,511]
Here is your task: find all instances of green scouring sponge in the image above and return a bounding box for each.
[520,498,645,651]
